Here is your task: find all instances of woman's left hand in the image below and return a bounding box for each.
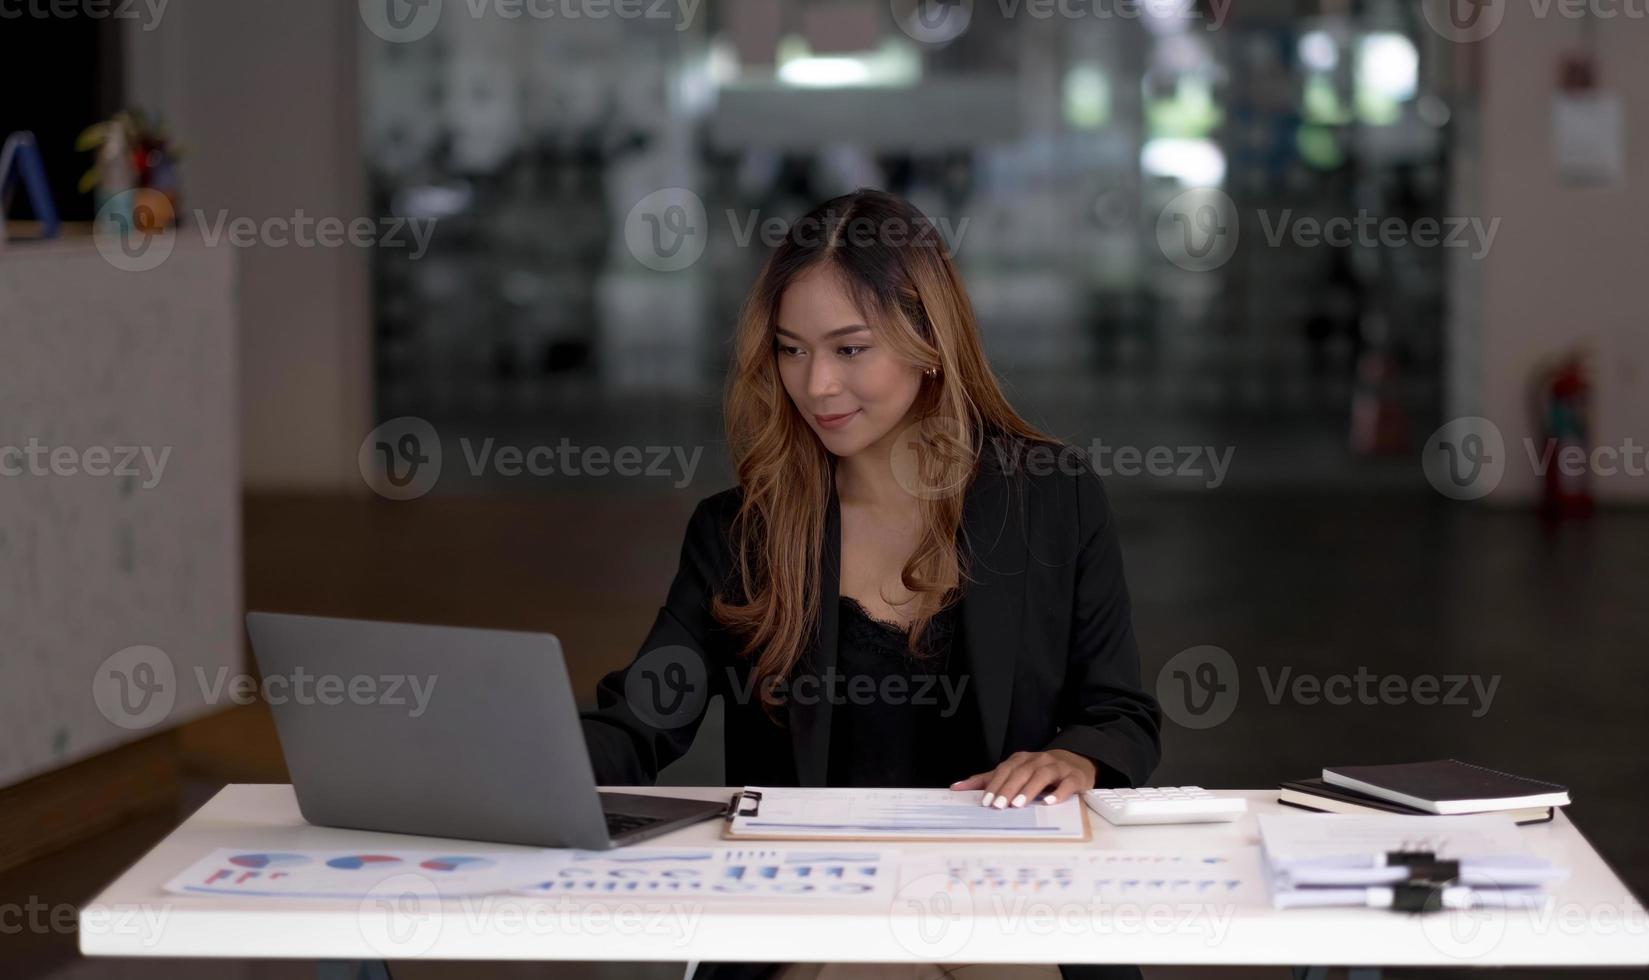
[950,749,1097,807]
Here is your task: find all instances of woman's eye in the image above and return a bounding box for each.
[775,344,805,357]
[838,346,868,358]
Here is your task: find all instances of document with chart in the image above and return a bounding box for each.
[900,849,1269,906]
[514,847,900,902]
[723,787,1091,841]
[163,848,564,898]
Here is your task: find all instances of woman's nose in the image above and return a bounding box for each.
[807,360,842,399]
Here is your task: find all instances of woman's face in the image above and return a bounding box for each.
[775,265,924,460]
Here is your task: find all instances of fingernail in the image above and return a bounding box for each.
[993,797,1007,809]
[1011,794,1026,808]
[1044,794,1057,805]
[981,793,994,806]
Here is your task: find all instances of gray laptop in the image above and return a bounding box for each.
[245,611,726,849]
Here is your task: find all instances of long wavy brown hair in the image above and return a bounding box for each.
[711,189,1051,709]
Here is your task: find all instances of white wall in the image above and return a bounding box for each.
[1459,7,1649,503]
[0,240,240,786]
[126,0,372,492]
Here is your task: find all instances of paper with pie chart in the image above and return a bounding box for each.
[164,849,567,898]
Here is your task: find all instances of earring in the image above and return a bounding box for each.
[924,367,938,377]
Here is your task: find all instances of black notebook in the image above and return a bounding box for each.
[1279,777,1555,825]
[1322,760,1570,815]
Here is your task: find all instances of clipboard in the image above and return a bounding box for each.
[722,786,1093,842]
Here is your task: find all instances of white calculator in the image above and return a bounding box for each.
[1083,787,1248,826]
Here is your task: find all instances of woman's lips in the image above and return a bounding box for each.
[813,410,859,431]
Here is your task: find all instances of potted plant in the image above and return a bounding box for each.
[77,108,183,230]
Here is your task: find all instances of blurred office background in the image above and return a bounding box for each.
[3,0,1648,977]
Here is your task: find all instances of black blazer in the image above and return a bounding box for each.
[579,441,1162,790]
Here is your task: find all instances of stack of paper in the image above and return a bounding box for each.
[1258,813,1566,910]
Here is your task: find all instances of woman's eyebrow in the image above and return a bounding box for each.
[774,324,871,340]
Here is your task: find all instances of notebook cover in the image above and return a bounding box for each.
[1279,778,1555,825]
[1321,760,1570,813]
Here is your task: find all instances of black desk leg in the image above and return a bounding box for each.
[317,961,393,980]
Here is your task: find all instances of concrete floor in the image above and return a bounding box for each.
[6,485,1647,980]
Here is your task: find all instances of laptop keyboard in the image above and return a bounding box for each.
[605,811,665,837]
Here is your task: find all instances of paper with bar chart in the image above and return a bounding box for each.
[898,849,1267,905]
[514,847,900,901]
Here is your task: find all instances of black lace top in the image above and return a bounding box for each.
[825,595,986,788]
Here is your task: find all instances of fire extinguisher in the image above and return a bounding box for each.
[1534,353,1593,519]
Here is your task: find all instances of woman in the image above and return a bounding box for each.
[580,189,1161,980]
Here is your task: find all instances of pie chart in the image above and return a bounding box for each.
[326,854,403,870]
[421,856,496,872]
[228,852,310,869]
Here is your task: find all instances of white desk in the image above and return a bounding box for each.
[79,785,1649,968]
